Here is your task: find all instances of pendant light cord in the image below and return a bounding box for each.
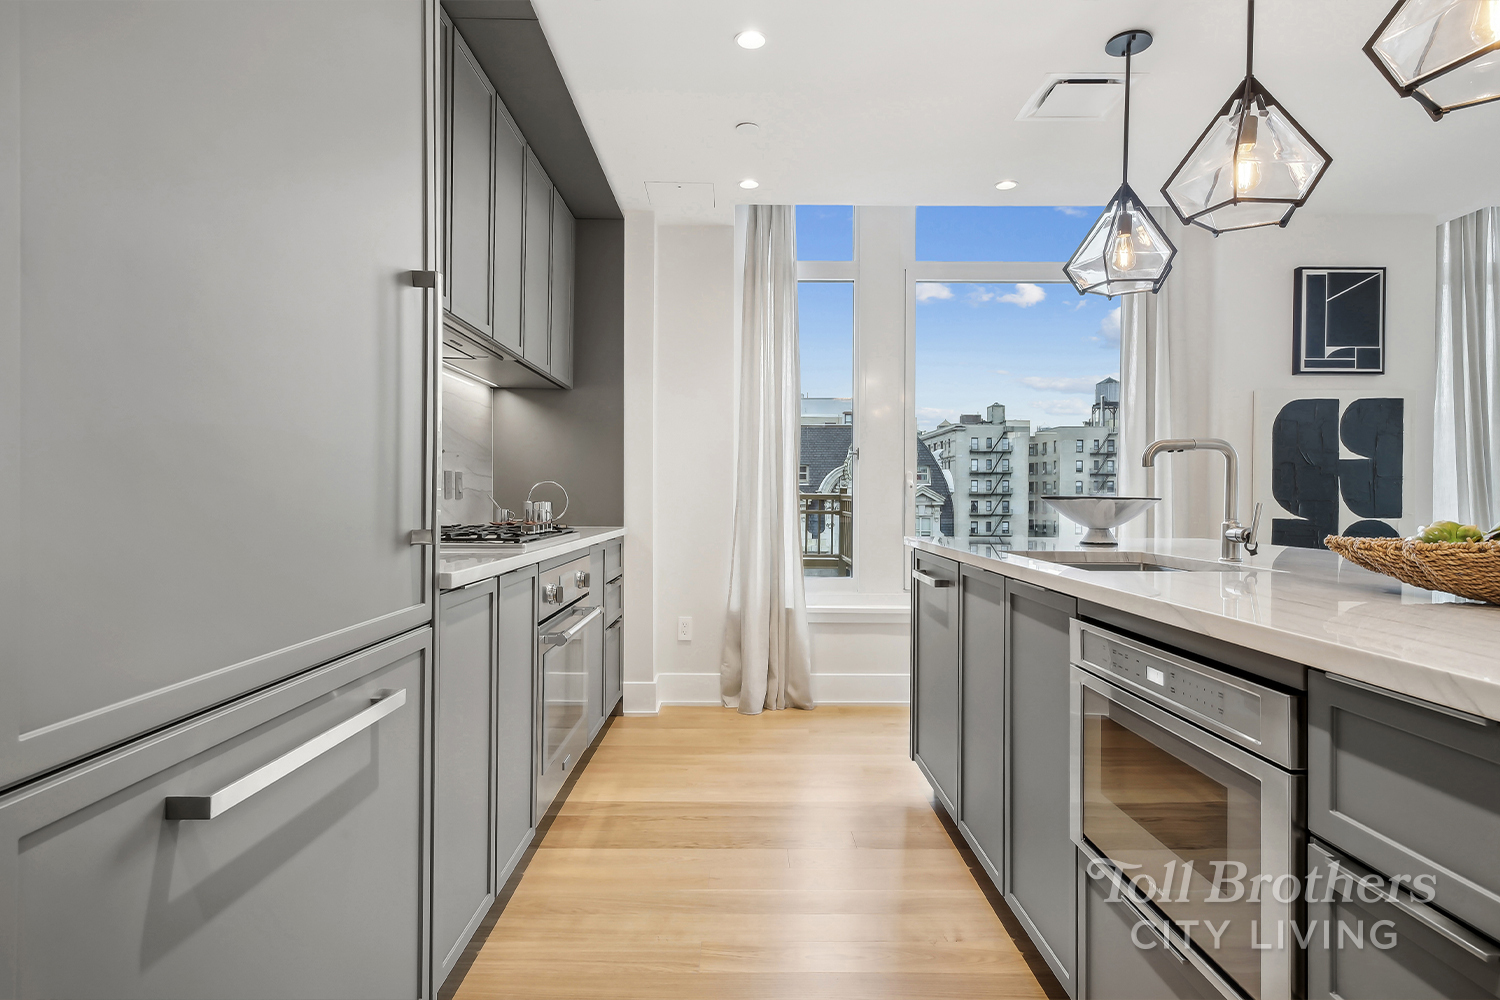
[1243,0,1256,100]
[1121,39,1132,184]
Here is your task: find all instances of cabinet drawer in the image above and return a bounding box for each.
[605,578,622,625]
[0,630,430,1000]
[605,617,623,711]
[1307,841,1500,1000]
[1310,671,1500,939]
[604,541,622,583]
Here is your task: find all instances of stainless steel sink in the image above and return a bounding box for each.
[1021,551,1235,572]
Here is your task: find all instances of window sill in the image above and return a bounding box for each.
[805,595,910,625]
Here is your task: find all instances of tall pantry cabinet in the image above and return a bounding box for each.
[1,1,439,996]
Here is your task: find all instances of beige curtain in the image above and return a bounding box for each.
[720,206,814,714]
[1435,208,1500,529]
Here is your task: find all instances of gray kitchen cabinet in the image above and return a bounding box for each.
[1079,852,1226,1000]
[1307,840,1500,1000]
[445,24,495,338]
[605,617,623,717]
[1310,670,1500,940]
[1006,579,1079,995]
[959,567,1006,886]
[0,629,431,1000]
[548,189,576,387]
[4,0,433,789]
[491,104,526,355]
[495,568,536,881]
[912,551,961,817]
[434,582,498,993]
[521,149,554,370]
[587,545,607,738]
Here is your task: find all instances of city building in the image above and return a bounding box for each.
[918,403,1031,557]
[1028,378,1121,545]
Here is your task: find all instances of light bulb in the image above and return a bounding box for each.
[1234,111,1262,195]
[1111,213,1137,271]
[1235,157,1262,194]
[1473,1,1500,46]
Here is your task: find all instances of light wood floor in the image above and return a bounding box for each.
[451,706,1054,1000]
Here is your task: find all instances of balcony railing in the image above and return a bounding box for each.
[800,493,852,577]
[968,478,1013,496]
[970,525,1013,538]
[1029,521,1059,537]
[970,439,1014,454]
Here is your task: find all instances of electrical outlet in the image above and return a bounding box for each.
[677,616,692,642]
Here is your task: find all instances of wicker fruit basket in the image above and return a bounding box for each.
[1325,536,1500,605]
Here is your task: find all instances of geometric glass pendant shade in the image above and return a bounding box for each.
[1066,30,1176,298]
[1366,0,1500,119]
[1161,0,1332,235]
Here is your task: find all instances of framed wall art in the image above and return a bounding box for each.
[1292,266,1386,375]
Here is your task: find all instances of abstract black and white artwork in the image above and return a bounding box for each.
[1252,391,1411,549]
[1292,267,1386,374]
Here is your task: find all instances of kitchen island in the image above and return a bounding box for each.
[906,536,1500,1000]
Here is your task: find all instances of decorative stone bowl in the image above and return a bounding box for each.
[1040,496,1161,547]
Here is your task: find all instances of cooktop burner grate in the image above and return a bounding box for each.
[440,523,576,545]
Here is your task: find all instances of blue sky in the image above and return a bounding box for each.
[797,206,1121,432]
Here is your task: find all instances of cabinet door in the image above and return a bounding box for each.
[434,582,497,991]
[4,1,433,789]
[491,104,525,355]
[1006,580,1079,994]
[495,569,535,881]
[912,552,960,817]
[588,546,606,736]
[959,567,1005,885]
[521,150,553,370]
[446,27,494,337]
[605,618,623,715]
[0,630,430,1000]
[548,190,576,387]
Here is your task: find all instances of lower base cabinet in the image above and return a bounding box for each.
[1307,840,1500,1000]
[0,630,430,1000]
[1079,852,1226,1000]
[1006,579,1079,994]
[604,616,623,717]
[494,568,536,881]
[959,568,1006,885]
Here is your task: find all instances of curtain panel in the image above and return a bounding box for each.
[721,205,814,714]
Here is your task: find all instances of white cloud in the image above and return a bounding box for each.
[994,369,1009,375]
[915,282,953,302]
[995,283,1046,307]
[1055,206,1088,217]
[1036,399,1092,417]
[1094,305,1121,345]
[1019,376,1104,393]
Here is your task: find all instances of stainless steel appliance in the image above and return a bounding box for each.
[440,522,577,547]
[1070,620,1302,1000]
[535,554,601,814]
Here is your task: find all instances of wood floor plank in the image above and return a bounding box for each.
[450,706,1049,1000]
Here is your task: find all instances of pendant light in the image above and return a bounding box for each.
[1161,0,1331,234]
[1065,30,1177,298]
[1366,0,1500,119]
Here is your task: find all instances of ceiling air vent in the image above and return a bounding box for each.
[1017,73,1127,121]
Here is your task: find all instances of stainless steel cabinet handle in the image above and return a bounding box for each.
[164,689,407,821]
[541,605,603,648]
[912,569,953,588]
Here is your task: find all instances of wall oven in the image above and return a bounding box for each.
[1070,620,1302,1000]
[536,554,601,815]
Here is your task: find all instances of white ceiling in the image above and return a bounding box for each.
[533,0,1500,225]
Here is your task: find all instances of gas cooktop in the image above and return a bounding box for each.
[440,523,576,547]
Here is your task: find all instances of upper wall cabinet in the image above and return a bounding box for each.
[443,16,573,388]
[521,149,554,372]
[445,26,495,339]
[549,189,576,388]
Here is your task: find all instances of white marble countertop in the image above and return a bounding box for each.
[907,536,1500,722]
[440,526,625,590]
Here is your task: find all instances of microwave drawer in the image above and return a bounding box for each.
[1310,670,1500,941]
[0,630,429,1000]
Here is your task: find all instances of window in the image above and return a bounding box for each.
[985,480,993,491]
[970,521,978,533]
[1107,439,1115,453]
[1029,444,1037,456]
[917,467,930,483]
[1106,460,1115,474]
[1076,439,1084,453]
[986,437,993,448]
[985,521,993,533]
[970,500,979,513]
[970,458,979,472]
[970,436,979,448]
[1001,520,1011,535]
[1001,459,1010,472]
[795,205,854,261]
[1076,460,1084,473]
[970,479,978,491]
[797,275,854,579]
[984,459,993,472]
[1075,481,1084,494]
[1002,500,1010,514]
[917,516,931,536]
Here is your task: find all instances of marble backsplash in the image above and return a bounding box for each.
[441,372,495,525]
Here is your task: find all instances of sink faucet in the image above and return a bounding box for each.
[1141,438,1261,562]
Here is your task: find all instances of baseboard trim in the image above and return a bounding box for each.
[811,671,910,704]
[654,671,720,706]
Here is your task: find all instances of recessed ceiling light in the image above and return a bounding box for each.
[735,30,766,49]
[995,180,1019,191]
[735,121,760,135]
[739,179,760,189]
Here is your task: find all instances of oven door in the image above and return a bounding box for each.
[1072,664,1301,1000]
[536,604,601,814]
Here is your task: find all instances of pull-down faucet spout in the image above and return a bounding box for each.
[1141,438,1260,562]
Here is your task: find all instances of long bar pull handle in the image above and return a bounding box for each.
[541,605,603,648]
[164,689,407,821]
[912,569,953,589]
[1325,673,1491,727]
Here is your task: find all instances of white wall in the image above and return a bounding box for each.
[621,210,658,713]
[440,372,494,525]
[1169,212,1437,534]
